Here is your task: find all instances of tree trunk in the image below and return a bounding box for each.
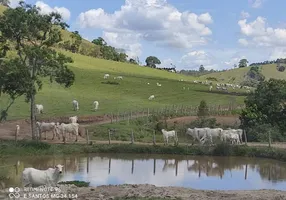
[30,94,37,140]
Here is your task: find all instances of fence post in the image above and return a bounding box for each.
[110,113,113,124]
[243,129,248,145]
[130,130,134,144]
[268,130,271,148]
[86,129,90,145]
[15,126,18,142]
[130,111,132,119]
[147,108,150,117]
[108,129,111,145]
[153,130,156,146]
[127,114,130,125]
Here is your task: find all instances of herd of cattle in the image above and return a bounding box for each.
[162,127,243,145]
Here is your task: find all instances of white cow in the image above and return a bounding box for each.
[104,74,110,79]
[93,101,99,111]
[57,123,79,143]
[156,83,161,86]
[194,127,213,145]
[35,104,44,114]
[116,76,123,80]
[69,116,78,123]
[22,164,64,187]
[222,130,240,144]
[72,100,79,111]
[209,85,213,91]
[186,128,202,144]
[161,129,178,145]
[36,122,59,140]
[148,95,155,100]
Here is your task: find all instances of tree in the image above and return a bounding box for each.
[129,58,137,64]
[199,65,205,72]
[0,2,75,139]
[233,64,237,68]
[92,37,107,46]
[197,100,209,118]
[0,0,10,7]
[238,59,248,68]
[145,56,161,68]
[70,31,82,53]
[240,79,286,141]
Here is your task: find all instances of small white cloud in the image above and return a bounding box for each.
[180,50,213,69]
[8,0,23,8]
[240,11,250,19]
[35,1,71,21]
[238,38,249,46]
[249,0,264,8]
[269,48,286,60]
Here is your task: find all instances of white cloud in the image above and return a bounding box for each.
[238,38,249,46]
[249,0,264,8]
[35,1,71,21]
[157,58,173,68]
[8,0,23,8]
[102,31,142,59]
[269,48,286,60]
[240,11,250,19]
[77,0,213,56]
[238,16,286,47]
[180,50,214,70]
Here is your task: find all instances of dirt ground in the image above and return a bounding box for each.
[0,115,240,141]
[1,184,286,200]
[2,114,286,149]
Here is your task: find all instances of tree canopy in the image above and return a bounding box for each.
[238,59,248,68]
[240,79,286,141]
[145,56,161,68]
[0,1,75,139]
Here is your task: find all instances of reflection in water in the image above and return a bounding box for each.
[1,154,286,190]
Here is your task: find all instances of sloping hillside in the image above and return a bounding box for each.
[0,5,245,120]
[200,64,286,84]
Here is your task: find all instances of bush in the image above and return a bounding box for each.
[206,77,218,81]
[101,81,119,85]
[58,181,90,187]
[16,140,51,150]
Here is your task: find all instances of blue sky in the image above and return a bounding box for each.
[9,0,286,70]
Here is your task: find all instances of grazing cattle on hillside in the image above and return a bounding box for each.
[36,104,44,114]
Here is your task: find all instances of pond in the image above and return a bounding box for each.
[1,154,286,191]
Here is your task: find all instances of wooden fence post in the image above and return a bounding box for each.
[86,129,90,145]
[108,129,111,145]
[15,127,18,142]
[243,129,248,145]
[153,130,156,146]
[110,113,113,124]
[147,108,150,117]
[268,130,271,148]
[130,130,134,144]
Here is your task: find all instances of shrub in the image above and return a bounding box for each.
[101,81,119,85]
[58,181,90,187]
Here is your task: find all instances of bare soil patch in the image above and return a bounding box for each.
[1,184,285,200]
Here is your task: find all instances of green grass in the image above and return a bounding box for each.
[0,5,245,120]
[1,140,286,163]
[200,64,286,84]
[58,181,90,187]
[0,49,245,120]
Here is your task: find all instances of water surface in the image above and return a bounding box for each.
[1,154,286,190]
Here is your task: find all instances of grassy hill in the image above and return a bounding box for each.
[0,49,245,120]
[0,5,245,120]
[200,64,285,84]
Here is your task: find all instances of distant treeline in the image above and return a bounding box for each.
[179,69,227,76]
[249,58,286,66]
